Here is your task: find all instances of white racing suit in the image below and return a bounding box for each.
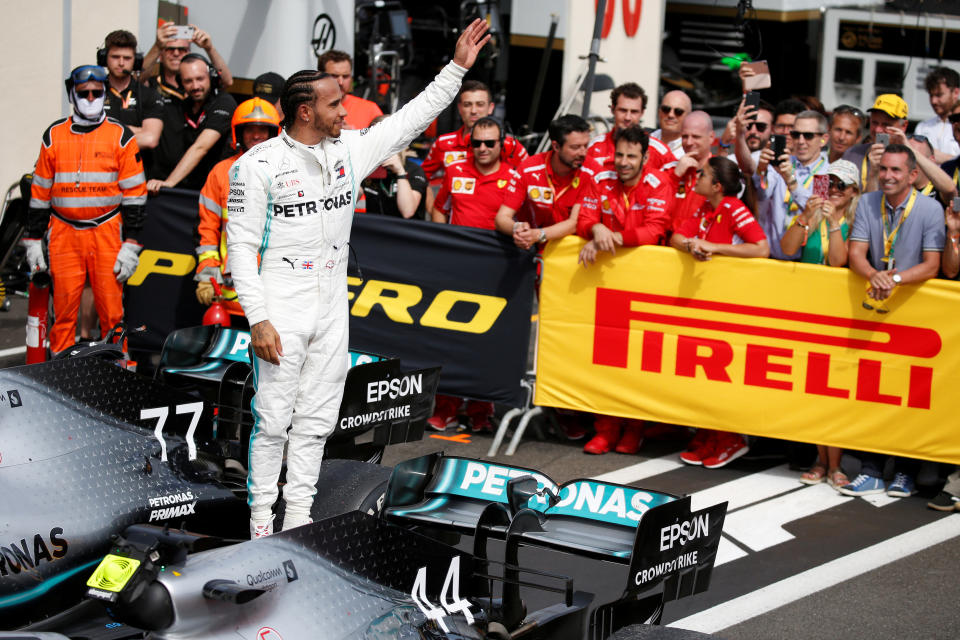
[228,62,467,524]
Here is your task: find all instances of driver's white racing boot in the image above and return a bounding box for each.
[281,511,313,531]
[250,514,275,539]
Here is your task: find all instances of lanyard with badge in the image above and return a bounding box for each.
[880,189,918,270]
[816,216,844,265]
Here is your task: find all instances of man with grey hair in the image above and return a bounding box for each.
[740,109,829,260]
[651,90,692,159]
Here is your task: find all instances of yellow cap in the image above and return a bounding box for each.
[869,94,908,120]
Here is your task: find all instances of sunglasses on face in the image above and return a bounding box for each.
[829,176,852,190]
[163,46,189,54]
[746,121,768,132]
[660,105,686,117]
[790,130,823,140]
[77,89,105,100]
[471,138,498,148]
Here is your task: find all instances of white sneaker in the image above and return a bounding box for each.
[281,513,313,531]
[250,515,275,539]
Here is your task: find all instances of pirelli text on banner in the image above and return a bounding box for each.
[535,239,960,465]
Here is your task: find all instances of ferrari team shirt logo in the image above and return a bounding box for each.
[527,186,554,203]
[452,178,476,194]
[444,151,467,165]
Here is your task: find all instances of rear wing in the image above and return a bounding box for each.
[384,453,726,600]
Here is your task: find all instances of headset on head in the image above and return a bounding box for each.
[96,46,144,72]
[178,53,221,91]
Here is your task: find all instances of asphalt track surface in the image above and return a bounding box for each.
[2,294,959,639]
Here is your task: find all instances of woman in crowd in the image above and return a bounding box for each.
[670,156,769,468]
[781,159,860,488]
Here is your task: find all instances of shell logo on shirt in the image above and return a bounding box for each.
[452,178,476,194]
[601,198,612,212]
[497,179,508,188]
[527,186,554,203]
[444,151,468,165]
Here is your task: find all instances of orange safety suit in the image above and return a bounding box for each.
[196,152,245,315]
[29,117,146,353]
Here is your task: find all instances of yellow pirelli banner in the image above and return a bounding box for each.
[536,238,960,465]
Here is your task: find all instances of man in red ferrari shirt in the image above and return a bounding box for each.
[421,80,528,183]
[494,114,595,248]
[432,117,520,228]
[429,117,518,432]
[670,156,769,469]
[668,110,716,230]
[586,82,676,175]
[577,126,674,264]
[575,126,674,455]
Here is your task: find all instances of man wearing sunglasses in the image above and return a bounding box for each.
[142,20,234,105]
[587,82,676,176]
[22,65,147,355]
[428,117,517,434]
[650,90,692,160]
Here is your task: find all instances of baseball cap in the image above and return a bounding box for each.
[827,159,859,188]
[253,72,285,102]
[868,94,908,120]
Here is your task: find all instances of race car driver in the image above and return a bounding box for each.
[23,65,146,354]
[228,19,492,538]
[195,98,280,315]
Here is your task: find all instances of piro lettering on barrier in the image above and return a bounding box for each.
[348,280,507,335]
[126,250,196,286]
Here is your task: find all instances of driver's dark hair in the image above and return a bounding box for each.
[924,66,960,92]
[774,98,806,119]
[548,114,590,145]
[708,156,758,216]
[281,70,331,129]
[610,82,648,111]
[104,29,137,52]
[471,116,502,140]
[884,143,917,170]
[614,125,649,155]
[317,49,352,71]
[458,79,492,103]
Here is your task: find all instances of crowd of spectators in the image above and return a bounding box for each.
[31,21,960,513]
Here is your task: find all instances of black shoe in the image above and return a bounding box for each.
[927,491,960,512]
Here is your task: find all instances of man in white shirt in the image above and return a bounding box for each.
[914,67,960,162]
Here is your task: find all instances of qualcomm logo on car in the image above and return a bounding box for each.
[245,559,298,591]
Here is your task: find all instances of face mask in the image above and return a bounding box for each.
[71,88,105,123]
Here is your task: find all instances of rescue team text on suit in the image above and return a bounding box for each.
[25,65,146,354]
[227,20,493,537]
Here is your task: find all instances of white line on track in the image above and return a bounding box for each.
[0,345,26,358]
[667,514,960,633]
[591,455,685,484]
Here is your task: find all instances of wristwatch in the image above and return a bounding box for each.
[538,229,548,244]
[892,274,902,284]
[395,173,409,180]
